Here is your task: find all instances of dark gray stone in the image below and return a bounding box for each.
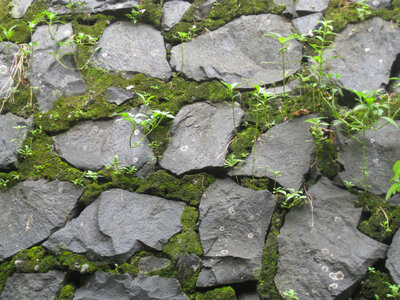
[170,14,303,88]
[160,102,244,175]
[293,13,323,35]
[386,229,400,284]
[275,178,388,299]
[230,115,316,190]
[295,0,330,13]
[162,1,191,31]
[30,23,87,112]
[44,189,185,263]
[348,0,392,10]
[105,86,135,105]
[94,22,171,80]
[49,0,140,14]
[10,0,34,18]
[0,180,83,261]
[139,256,171,273]
[196,179,275,287]
[238,292,261,300]
[0,42,19,99]
[336,120,400,195]
[325,17,400,92]
[0,271,65,300]
[0,113,32,169]
[193,0,217,20]
[176,253,201,285]
[53,110,155,177]
[74,272,188,300]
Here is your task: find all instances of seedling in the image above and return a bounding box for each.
[125,4,146,24]
[224,154,245,168]
[386,160,400,200]
[17,145,33,157]
[274,187,306,209]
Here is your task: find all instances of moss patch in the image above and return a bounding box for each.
[0,260,15,294]
[56,284,76,300]
[194,286,236,300]
[359,268,396,299]
[315,139,341,179]
[11,246,58,273]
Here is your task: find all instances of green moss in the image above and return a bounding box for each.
[11,246,58,273]
[56,284,76,300]
[359,268,394,299]
[229,127,257,159]
[357,192,400,243]
[257,210,285,300]
[315,139,340,179]
[0,260,15,294]
[195,286,236,300]
[57,252,106,273]
[142,0,162,29]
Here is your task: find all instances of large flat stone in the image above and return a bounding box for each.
[295,0,330,13]
[230,115,316,190]
[336,120,400,195]
[75,272,188,300]
[0,42,19,100]
[325,17,400,92]
[30,23,87,112]
[0,271,65,300]
[160,102,244,175]
[386,229,400,284]
[170,14,302,88]
[0,180,83,261]
[275,178,388,299]
[94,22,171,80]
[44,189,185,263]
[10,0,34,18]
[196,179,275,287]
[53,111,155,177]
[0,113,32,169]
[49,0,140,14]
[162,1,191,31]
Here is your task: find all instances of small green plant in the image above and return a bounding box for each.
[11,172,21,180]
[386,160,400,200]
[84,170,99,181]
[125,5,146,24]
[224,154,245,168]
[17,145,33,157]
[344,180,355,189]
[222,82,240,131]
[66,0,88,14]
[176,29,196,74]
[356,0,372,21]
[282,289,299,300]
[386,282,400,298]
[305,117,329,147]
[0,178,9,187]
[71,178,84,186]
[274,187,307,209]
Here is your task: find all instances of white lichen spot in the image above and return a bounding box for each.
[248,233,254,239]
[134,129,140,136]
[328,283,339,291]
[321,248,329,255]
[219,226,225,232]
[370,138,375,143]
[102,52,108,58]
[368,27,374,32]
[228,207,236,216]
[133,157,138,163]
[335,216,342,222]
[0,65,7,74]
[180,145,188,152]
[126,85,134,90]
[257,228,262,234]
[379,59,383,64]
[221,249,228,255]
[373,0,380,5]
[365,48,370,53]
[249,215,254,220]
[337,235,342,240]
[373,158,379,164]
[321,265,329,272]
[329,271,344,281]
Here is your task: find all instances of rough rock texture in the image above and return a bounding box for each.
[53,111,155,177]
[386,229,400,284]
[196,179,275,287]
[139,256,171,273]
[0,271,65,300]
[238,292,261,300]
[0,113,32,169]
[275,178,388,299]
[193,0,217,20]
[105,86,135,105]
[230,115,316,190]
[293,13,323,35]
[30,23,87,112]
[94,22,171,80]
[170,14,302,88]
[295,0,330,13]
[10,0,34,18]
[0,42,19,99]
[75,272,188,300]
[160,102,244,175]
[325,17,400,92]
[162,1,192,31]
[49,0,140,14]
[0,180,83,261]
[336,120,400,195]
[44,189,185,263]
[349,0,392,10]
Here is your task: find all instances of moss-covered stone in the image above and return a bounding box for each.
[11,246,58,273]
[359,268,395,300]
[56,284,76,300]
[57,252,106,273]
[195,286,236,300]
[315,139,341,179]
[0,260,15,294]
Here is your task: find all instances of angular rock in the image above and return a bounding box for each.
[53,110,155,177]
[49,0,140,14]
[348,0,392,10]
[94,22,171,80]
[0,271,65,299]
[386,229,400,284]
[75,272,188,300]
[162,1,191,31]
[10,0,34,18]
[275,178,388,299]
[0,113,32,169]
[44,189,185,263]
[196,179,275,287]
[105,86,135,105]
[0,180,83,261]
[170,14,303,88]
[30,23,87,112]
[238,292,261,300]
[336,120,400,195]
[160,102,244,175]
[295,0,330,13]
[230,115,316,190]
[293,13,323,35]
[139,256,171,273]
[176,253,201,284]
[0,42,19,99]
[193,0,217,20]
[325,17,400,92]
